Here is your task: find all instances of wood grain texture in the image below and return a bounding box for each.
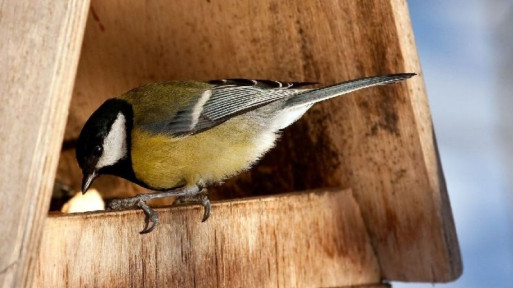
[55,0,461,282]
[345,285,391,288]
[0,0,90,286]
[35,189,380,288]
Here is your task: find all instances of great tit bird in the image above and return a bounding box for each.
[76,73,415,233]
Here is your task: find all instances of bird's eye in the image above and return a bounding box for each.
[93,145,103,157]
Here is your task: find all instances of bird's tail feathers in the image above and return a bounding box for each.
[285,73,415,108]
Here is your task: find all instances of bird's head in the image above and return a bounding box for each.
[76,98,132,194]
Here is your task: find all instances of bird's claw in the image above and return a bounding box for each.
[174,191,211,222]
[138,200,159,234]
[106,194,159,234]
[201,196,211,222]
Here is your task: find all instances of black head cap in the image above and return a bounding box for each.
[76,98,132,193]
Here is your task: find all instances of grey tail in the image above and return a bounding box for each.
[284,73,416,108]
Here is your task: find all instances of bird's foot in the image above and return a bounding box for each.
[107,193,150,211]
[173,189,211,222]
[107,185,202,234]
[106,193,160,234]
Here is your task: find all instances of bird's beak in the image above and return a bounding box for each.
[81,171,97,194]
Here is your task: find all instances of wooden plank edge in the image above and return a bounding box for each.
[0,0,90,287]
[343,284,391,288]
[37,188,381,288]
[390,0,462,282]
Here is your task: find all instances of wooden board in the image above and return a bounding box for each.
[0,0,90,287]
[35,189,381,288]
[55,0,461,282]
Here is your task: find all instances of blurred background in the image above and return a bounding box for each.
[396,1,513,287]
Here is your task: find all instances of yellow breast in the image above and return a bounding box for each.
[130,117,277,190]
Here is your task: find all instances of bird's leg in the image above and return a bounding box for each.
[107,185,202,234]
[172,188,211,222]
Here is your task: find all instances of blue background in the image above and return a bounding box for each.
[396,1,513,287]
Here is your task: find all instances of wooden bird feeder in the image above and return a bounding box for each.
[0,0,462,287]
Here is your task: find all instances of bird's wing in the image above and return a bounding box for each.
[136,79,313,137]
[130,74,414,137]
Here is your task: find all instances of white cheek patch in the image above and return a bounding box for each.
[96,113,127,169]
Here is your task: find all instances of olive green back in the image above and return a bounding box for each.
[121,81,212,130]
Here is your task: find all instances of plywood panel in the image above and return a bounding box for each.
[0,0,90,286]
[36,189,380,287]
